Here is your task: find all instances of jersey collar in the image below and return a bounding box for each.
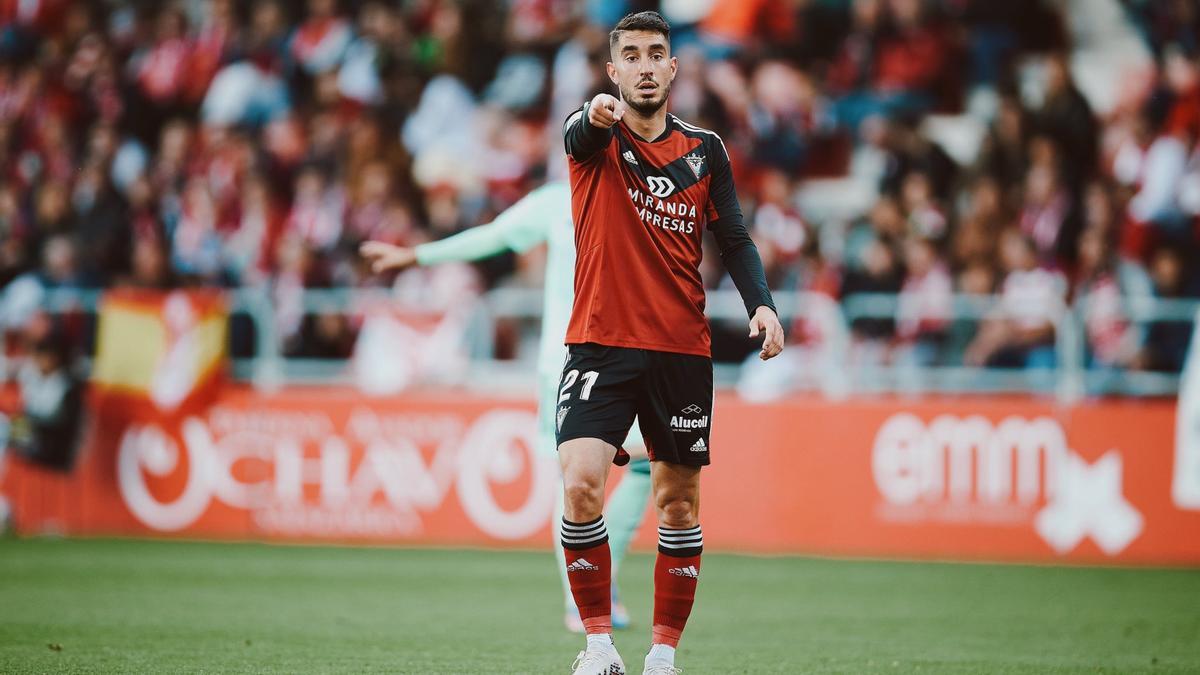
[622,115,674,144]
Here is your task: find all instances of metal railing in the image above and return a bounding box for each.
[839,292,1086,401]
[4,287,1196,403]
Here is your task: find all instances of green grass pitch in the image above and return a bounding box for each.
[0,538,1197,674]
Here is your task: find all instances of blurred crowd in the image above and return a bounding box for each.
[1,0,1198,375]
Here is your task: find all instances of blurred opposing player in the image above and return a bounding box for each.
[557,11,783,675]
[359,182,652,632]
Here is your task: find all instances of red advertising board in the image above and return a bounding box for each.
[3,388,1197,565]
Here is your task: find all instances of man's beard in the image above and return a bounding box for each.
[620,79,672,116]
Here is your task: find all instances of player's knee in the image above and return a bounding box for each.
[656,496,698,529]
[562,477,604,518]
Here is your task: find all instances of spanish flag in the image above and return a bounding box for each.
[91,290,228,422]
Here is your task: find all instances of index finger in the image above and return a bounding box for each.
[591,105,615,127]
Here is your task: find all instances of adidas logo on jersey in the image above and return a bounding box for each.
[622,150,638,165]
[690,438,707,453]
[566,558,600,572]
[557,406,571,432]
[668,565,699,578]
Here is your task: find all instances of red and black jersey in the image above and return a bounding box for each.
[563,103,774,357]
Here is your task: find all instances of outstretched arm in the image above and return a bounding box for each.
[360,184,566,272]
[360,226,510,273]
[563,94,622,162]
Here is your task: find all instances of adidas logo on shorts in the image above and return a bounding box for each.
[566,558,600,572]
[690,438,707,453]
[557,406,570,432]
[668,565,699,578]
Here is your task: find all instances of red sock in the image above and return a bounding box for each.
[562,516,612,634]
[653,525,703,647]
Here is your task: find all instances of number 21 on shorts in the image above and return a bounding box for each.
[559,370,598,404]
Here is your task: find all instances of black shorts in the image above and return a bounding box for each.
[555,342,713,466]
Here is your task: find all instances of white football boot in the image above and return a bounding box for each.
[642,665,681,675]
[570,641,625,675]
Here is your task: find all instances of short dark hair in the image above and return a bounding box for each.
[609,11,671,52]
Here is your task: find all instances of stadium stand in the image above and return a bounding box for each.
[0,0,1197,397]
